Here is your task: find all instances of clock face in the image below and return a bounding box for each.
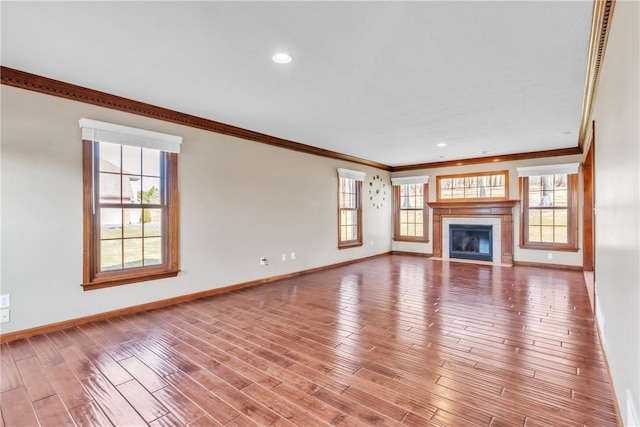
[368,174,387,209]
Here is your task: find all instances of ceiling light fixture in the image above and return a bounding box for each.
[272,52,293,64]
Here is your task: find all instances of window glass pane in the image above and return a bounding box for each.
[554,189,568,207]
[400,223,408,235]
[144,237,162,266]
[144,210,162,236]
[141,178,161,205]
[528,226,541,242]
[347,210,357,226]
[123,175,138,203]
[101,240,122,271]
[100,208,122,235]
[541,226,554,242]
[99,173,121,203]
[464,186,478,198]
[554,210,567,227]
[440,188,452,199]
[407,224,416,236]
[541,210,554,226]
[491,187,505,198]
[528,190,542,207]
[123,219,142,238]
[142,148,161,177]
[123,238,143,268]
[340,210,348,225]
[528,210,541,226]
[99,142,121,172]
[452,187,465,198]
[555,226,568,243]
[122,145,142,175]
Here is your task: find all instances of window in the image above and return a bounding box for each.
[81,119,182,290]
[518,163,579,251]
[337,168,365,248]
[437,171,508,201]
[392,176,429,242]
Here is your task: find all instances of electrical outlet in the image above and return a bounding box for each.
[0,294,10,309]
[547,253,553,260]
[281,253,287,261]
[290,252,296,260]
[0,309,10,324]
[260,257,268,266]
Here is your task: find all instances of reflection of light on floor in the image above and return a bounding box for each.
[335,274,361,350]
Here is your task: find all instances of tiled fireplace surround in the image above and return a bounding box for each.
[428,200,518,265]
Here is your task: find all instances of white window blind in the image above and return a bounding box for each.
[79,118,183,153]
[391,175,429,185]
[517,163,580,177]
[337,168,366,181]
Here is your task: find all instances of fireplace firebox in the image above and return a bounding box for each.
[449,225,493,262]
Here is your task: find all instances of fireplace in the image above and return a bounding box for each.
[449,225,493,262]
[428,200,517,265]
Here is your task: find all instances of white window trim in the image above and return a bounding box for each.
[337,168,366,181]
[517,163,580,177]
[79,118,183,153]
[391,175,429,185]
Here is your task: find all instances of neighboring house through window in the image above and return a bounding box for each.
[80,119,182,290]
[337,168,365,248]
[518,163,580,251]
[392,176,429,242]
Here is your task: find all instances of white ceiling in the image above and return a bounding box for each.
[1,1,593,167]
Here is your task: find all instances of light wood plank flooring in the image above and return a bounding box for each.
[0,256,618,426]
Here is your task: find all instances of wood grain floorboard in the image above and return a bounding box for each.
[0,256,619,426]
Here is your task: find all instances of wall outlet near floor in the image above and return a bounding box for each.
[547,253,553,260]
[290,252,296,260]
[0,309,10,324]
[0,294,10,309]
[260,257,268,266]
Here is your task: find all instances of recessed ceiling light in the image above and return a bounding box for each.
[272,52,293,64]
[436,142,447,148]
[481,150,490,155]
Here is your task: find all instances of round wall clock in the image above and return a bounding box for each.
[368,174,387,209]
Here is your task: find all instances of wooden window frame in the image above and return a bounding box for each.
[436,170,509,202]
[393,183,429,242]
[519,174,579,252]
[82,140,179,291]
[338,177,363,249]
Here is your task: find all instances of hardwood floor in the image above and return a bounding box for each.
[0,256,618,426]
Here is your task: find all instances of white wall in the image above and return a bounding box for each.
[0,85,392,334]
[391,154,584,267]
[591,1,640,424]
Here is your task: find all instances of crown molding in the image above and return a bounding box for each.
[390,147,583,172]
[578,0,615,152]
[2,66,584,173]
[0,66,391,171]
